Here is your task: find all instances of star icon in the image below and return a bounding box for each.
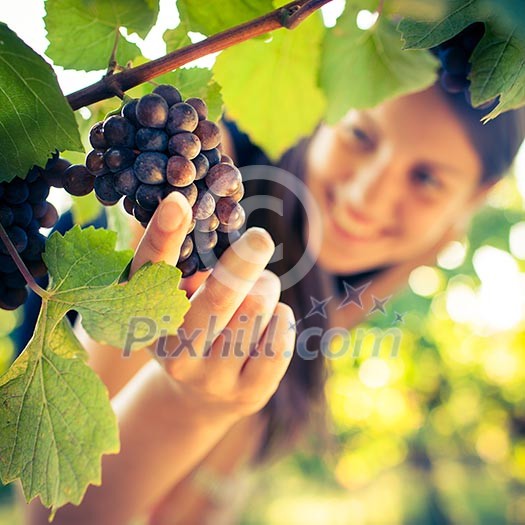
[305,296,332,319]
[337,280,371,310]
[368,295,391,315]
[393,311,405,324]
[288,318,302,333]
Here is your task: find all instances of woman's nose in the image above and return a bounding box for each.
[340,159,402,225]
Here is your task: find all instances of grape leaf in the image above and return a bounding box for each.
[213,13,326,160]
[177,0,273,36]
[319,5,439,124]
[44,0,160,71]
[0,226,190,513]
[0,23,82,183]
[163,24,192,53]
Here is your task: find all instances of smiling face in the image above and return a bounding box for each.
[304,84,492,274]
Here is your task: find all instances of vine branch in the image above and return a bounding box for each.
[0,224,48,299]
[66,0,333,110]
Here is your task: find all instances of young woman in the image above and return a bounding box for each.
[23,38,525,525]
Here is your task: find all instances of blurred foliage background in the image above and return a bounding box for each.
[2,159,525,524]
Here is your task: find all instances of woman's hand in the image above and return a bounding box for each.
[130,191,296,425]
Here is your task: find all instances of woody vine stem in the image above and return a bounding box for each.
[66,0,334,110]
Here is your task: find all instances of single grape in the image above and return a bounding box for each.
[11,203,33,228]
[192,153,210,180]
[135,128,169,152]
[25,167,40,184]
[86,149,108,176]
[121,99,140,127]
[215,197,244,225]
[168,132,201,160]
[135,183,165,211]
[201,148,221,167]
[21,233,46,261]
[179,235,193,262]
[185,97,208,121]
[439,46,470,76]
[42,156,71,188]
[134,152,168,185]
[0,226,28,254]
[153,84,182,106]
[192,188,215,220]
[197,250,215,271]
[217,206,245,232]
[0,205,14,228]
[164,183,198,207]
[0,286,28,311]
[134,204,154,224]
[196,213,219,233]
[94,173,121,205]
[193,229,218,253]
[205,163,242,197]
[123,196,135,216]
[0,254,17,273]
[104,147,136,172]
[26,260,47,278]
[178,251,199,277]
[63,164,96,196]
[89,121,108,149]
[103,115,135,148]
[220,154,234,166]
[166,103,199,135]
[194,120,221,150]
[114,167,141,197]
[27,177,50,204]
[230,183,244,202]
[166,156,196,187]
[187,218,196,234]
[38,202,59,228]
[440,70,470,94]
[3,179,29,205]
[136,93,169,128]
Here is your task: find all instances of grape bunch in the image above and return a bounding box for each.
[430,22,499,111]
[62,84,245,278]
[0,157,62,310]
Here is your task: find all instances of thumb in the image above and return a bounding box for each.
[130,191,193,277]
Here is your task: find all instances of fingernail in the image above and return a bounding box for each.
[157,192,187,232]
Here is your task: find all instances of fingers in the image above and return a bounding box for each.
[240,302,295,395]
[130,191,192,277]
[203,270,281,388]
[160,227,276,377]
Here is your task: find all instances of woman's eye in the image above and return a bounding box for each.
[412,169,443,190]
[351,126,370,144]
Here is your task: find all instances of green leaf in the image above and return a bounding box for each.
[320,6,439,124]
[213,13,326,160]
[0,23,82,183]
[163,24,192,53]
[0,226,190,513]
[44,0,160,71]
[177,0,273,36]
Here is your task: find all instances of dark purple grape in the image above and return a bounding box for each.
[217,208,245,232]
[164,183,198,207]
[25,167,40,184]
[26,218,40,232]
[168,132,201,159]
[440,70,470,93]
[3,179,29,205]
[153,84,182,106]
[220,154,234,166]
[179,235,193,262]
[193,230,218,253]
[27,177,50,203]
[89,121,108,149]
[194,120,221,150]
[123,196,135,216]
[114,167,140,197]
[85,149,108,176]
[135,183,165,211]
[26,260,47,278]
[192,188,215,220]
[185,97,208,120]
[178,251,199,277]
[94,173,121,205]
[166,103,199,135]
[63,165,95,196]
[166,156,196,187]
[230,183,244,202]
[201,148,221,167]
[134,204,154,224]
[187,218,196,234]
[135,128,169,152]
[0,226,28,254]
[121,99,140,127]
[32,201,48,220]
[21,233,46,261]
[215,197,244,226]
[104,147,136,172]
[136,93,169,128]
[42,157,71,188]
[192,153,209,180]
[205,163,242,197]
[3,270,26,289]
[0,254,17,273]
[0,286,28,310]
[0,205,14,227]
[11,203,33,228]
[439,46,470,76]
[197,250,215,271]
[196,213,219,232]
[134,152,168,185]
[103,115,135,148]
[39,203,59,228]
